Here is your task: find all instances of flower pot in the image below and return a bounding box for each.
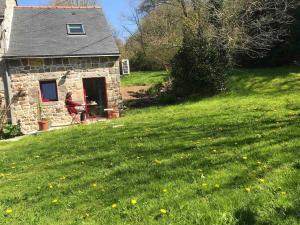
[107,110,119,119]
[38,120,49,131]
[112,111,120,118]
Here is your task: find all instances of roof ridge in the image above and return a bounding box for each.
[15,6,101,9]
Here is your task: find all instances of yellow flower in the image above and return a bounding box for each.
[281,191,287,196]
[242,156,247,160]
[202,183,207,187]
[215,184,220,188]
[160,208,168,214]
[245,187,251,192]
[5,208,13,214]
[112,203,117,208]
[92,183,97,187]
[131,199,137,205]
[49,184,53,189]
[163,189,167,193]
[154,159,162,164]
[52,199,58,203]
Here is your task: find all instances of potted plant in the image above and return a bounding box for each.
[37,91,49,131]
[111,104,120,118]
[106,104,120,119]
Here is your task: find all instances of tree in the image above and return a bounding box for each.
[171,0,297,96]
[123,2,185,70]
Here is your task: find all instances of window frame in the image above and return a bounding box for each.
[39,80,58,102]
[66,23,86,35]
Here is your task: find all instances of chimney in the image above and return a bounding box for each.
[1,0,17,55]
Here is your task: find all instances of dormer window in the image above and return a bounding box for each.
[67,24,85,35]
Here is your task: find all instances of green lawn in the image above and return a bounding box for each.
[1,67,300,224]
[121,71,168,87]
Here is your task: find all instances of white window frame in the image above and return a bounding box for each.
[67,23,86,35]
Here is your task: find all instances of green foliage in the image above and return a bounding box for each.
[238,6,300,67]
[0,67,299,224]
[130,51,163,71]
[121,71,168,87]
[0,122,22,139]
[171,27,229,96]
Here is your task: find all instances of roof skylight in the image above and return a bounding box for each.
[67,24,85,35]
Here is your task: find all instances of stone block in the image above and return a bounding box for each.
[21,59,29,66]
[8,59,21,67]
[53,58,63,65]
[29,58,44,66]
[44,58,52,65]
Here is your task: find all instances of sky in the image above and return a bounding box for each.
[18,0,139,40]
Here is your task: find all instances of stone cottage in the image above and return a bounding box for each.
[0,0,122,133]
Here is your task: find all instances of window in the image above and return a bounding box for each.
[67,24,85,35]
[40,80,58,102]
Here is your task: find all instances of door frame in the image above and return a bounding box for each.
[82,77,108,118]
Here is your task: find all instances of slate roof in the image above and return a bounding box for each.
[5,6,119,58]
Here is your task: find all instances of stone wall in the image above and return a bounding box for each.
[0,61,7,119]
[7,56,122,133]
[0,90,4,110]
[0,0,18,123]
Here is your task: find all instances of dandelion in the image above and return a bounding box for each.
[245,187,251,192]
[92,183,97,187]
[163,189,167,193]
[242,156,247,160]
[131,199,137,205]
[160,209,168,214]
[256,134,262,138]
[52,199,58,203]
[154,159,162,164]
[5,208,13,214]
[112,203,117,208]
[49,184,53,189]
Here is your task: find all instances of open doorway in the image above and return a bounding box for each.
[83,78,107,118]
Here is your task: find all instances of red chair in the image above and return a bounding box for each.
[66,106,81,125]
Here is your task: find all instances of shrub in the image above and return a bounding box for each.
[130,51,163,71]
[171,27,230,97]
[0,122,22,140]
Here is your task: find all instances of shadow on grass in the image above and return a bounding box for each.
[124,66,300,110]
[234,208,256,225]
[230,66,300,96]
